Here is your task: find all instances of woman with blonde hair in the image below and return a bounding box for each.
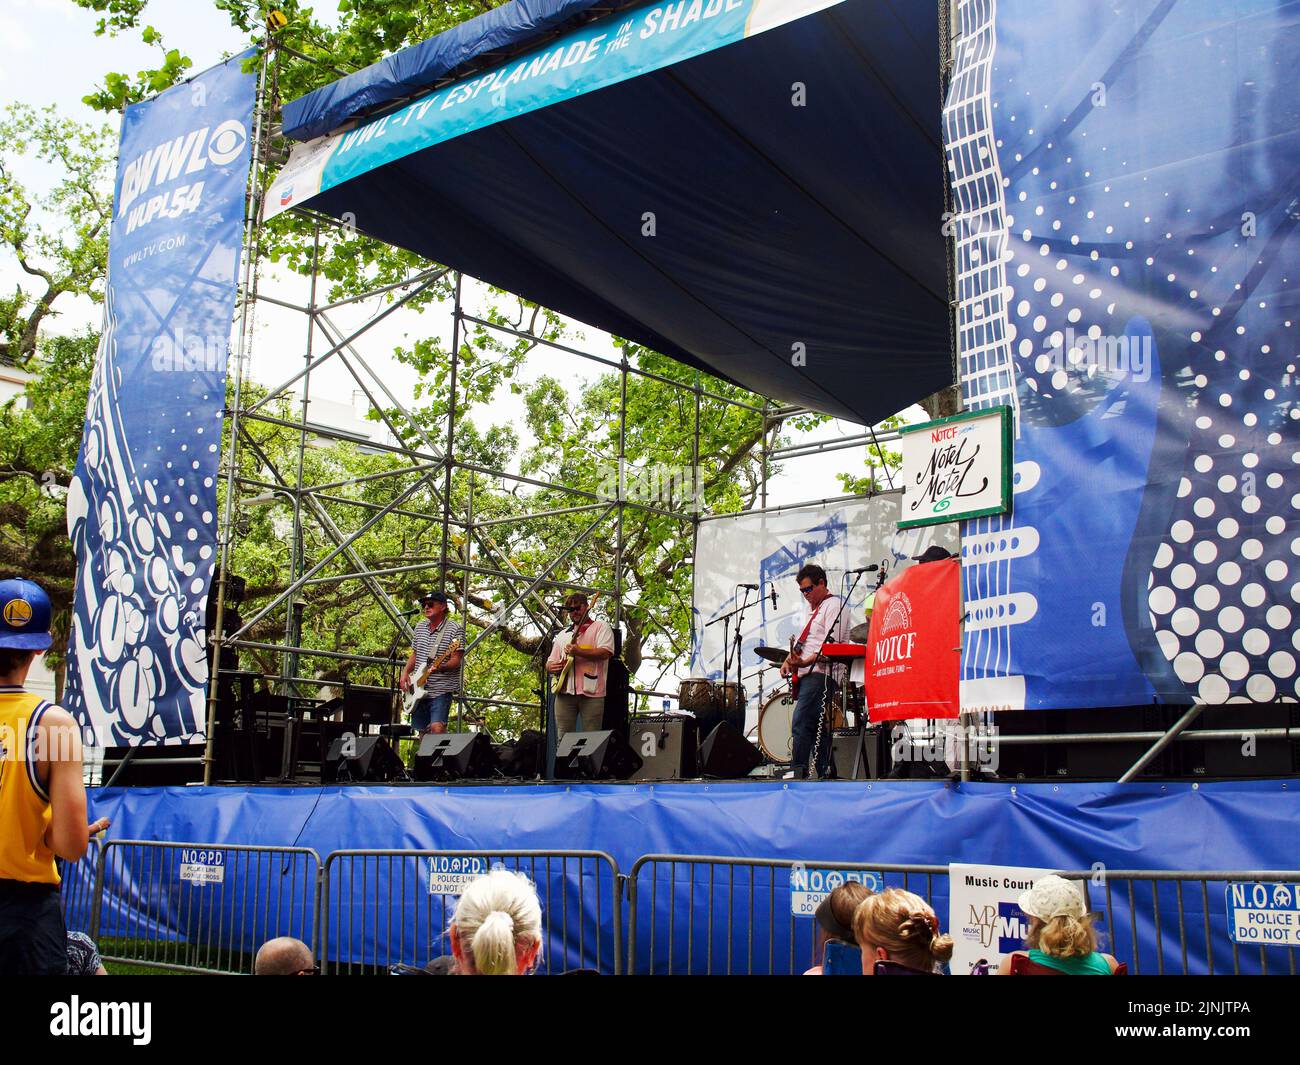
[853,888,953,974]
[998,875,1120,975]
[449,868,544,976]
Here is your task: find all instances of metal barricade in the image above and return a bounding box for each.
[91,840,322,975]
[626,854,947,975]
[57,836,103,937]
[319,850,623,975]
[1060,869,1300,976]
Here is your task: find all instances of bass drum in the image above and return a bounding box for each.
[756,690,848,763]
[757,691,797,763]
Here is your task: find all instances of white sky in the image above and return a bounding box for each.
[0,0,898,502]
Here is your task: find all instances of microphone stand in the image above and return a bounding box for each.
[542,618,565,780]
[704,590,756,739]
[731,587,755,730]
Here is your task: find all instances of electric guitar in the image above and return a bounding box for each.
[787,634,804,698]
[402,637,462,715]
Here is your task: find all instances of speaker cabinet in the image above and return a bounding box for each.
[830,727,887,780]
[554,730,643,780]
[324,734,404,783]
[493,730,545,779]
[698,721,762,778]
[413,732,498,781]
[627,716,697,780]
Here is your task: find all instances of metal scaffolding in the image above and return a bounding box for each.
[199,42,908,785]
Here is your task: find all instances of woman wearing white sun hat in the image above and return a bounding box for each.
[997,874,1122,975]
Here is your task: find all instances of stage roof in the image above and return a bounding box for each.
[269,0,952,424]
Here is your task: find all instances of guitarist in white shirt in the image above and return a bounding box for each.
[399,591,464,735]
[545,593,614,737]
[780,564,851,777]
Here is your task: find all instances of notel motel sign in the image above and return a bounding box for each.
[897,406,1012,529]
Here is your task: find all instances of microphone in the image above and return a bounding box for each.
[770,586,778,609]
[849,565,879,574]
[738,583,759,590]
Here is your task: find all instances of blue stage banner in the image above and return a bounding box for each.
[947,0,1299,711]
[66,51,256,745]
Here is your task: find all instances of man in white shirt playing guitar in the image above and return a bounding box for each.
[399,590,464,735]
[780,564,851,777]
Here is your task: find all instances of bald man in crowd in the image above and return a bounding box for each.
[254,936,315,975]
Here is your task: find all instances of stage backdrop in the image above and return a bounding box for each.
[65,52,256,745]
[690,494,959,732]
[947,0,1299,711]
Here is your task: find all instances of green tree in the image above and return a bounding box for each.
[0,105,114,366]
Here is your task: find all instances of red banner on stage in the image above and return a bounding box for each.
[866,559,960,721]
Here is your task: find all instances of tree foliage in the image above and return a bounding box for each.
[0,105,114,366]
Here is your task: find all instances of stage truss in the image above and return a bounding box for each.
[198,27,954,784]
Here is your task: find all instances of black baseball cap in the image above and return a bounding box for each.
[419,590,449,605]
[911,546,955,564]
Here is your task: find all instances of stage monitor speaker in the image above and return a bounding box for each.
[554,730,643,781]
[699,721,762,778]
[627,716,697,781]
[324,734,404,783]
[413,732,498,781]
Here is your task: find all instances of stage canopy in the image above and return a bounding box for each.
[269,0,952,424]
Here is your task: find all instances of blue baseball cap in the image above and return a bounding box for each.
[0,579,53,650]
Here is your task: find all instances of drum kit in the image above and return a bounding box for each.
[679,567,885,775]
[677,676,746,744]
[750,643,862,763]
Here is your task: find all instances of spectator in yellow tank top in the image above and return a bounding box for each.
[0,579,110,975]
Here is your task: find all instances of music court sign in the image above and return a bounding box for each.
[897,406,1012,529]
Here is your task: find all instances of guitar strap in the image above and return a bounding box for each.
[423,616,448,663]
[794,603,822,675]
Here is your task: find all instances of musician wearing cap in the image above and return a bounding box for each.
[0,578,110,974]
[399,591,464,735]
[545,593,614,737]
[780,564,852,776]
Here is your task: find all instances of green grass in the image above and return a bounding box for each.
[95,936,252,975]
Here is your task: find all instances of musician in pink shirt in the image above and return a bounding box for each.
[546,593,615,736]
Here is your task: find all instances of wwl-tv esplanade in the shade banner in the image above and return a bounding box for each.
[65,52,256,746]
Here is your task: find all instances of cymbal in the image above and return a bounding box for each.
[848,622,871,643]
[754,645,788,664]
